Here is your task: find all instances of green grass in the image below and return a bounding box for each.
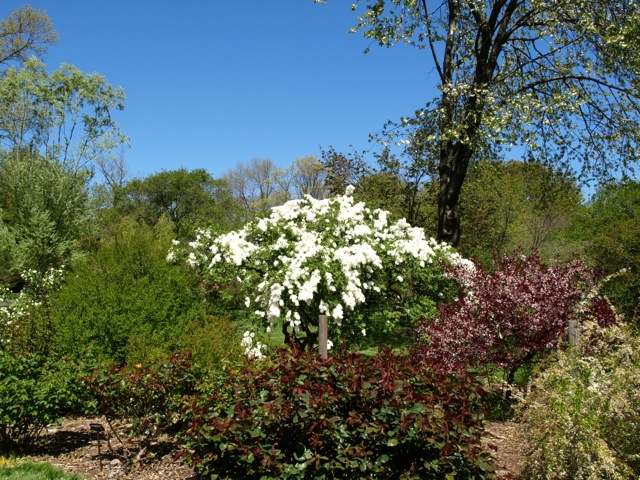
[0,462,85,480]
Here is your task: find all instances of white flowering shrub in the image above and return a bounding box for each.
[240,330,267,359]
[170,187,466,350]
[519,321,640,479]
[0,267,65,355]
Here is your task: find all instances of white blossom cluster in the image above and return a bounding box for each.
[0,267,65,346]
[170,187,466,344]
[240,330,266,360]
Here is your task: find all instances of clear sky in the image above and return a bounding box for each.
[1,1,436,180]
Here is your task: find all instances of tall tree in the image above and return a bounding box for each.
[118,168,243,237]
[317,0,640,245]
[0,6,57,71]
[224,158,291,220]
[320,147,371,196]
[458,159,583,262]
[0,57,127,172]
[291,155,328,199]
[0,149,91,278]
[578,180,640,323]
[321,146,438,229]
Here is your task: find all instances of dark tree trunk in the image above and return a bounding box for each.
[437,140,472,246]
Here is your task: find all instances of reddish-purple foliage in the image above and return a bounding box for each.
[411,253,616,381]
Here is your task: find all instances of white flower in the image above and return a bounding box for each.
[175,187,468,347]
[186,252,198,267]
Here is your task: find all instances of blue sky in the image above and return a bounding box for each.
[1,1,435,180]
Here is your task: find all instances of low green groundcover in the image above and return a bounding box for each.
[0,462,85,480]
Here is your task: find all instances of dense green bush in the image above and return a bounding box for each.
[174,315,243,370]
[0,150,92,279]
[51,217,208,365]
[519,321,640,479]
[179,347,497,479]
[0,352,89,450]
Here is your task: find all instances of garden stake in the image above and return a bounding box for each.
[90,423,105,471]
[319,314,328,359]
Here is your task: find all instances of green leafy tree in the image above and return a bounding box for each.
[0,150,91,278]
[0,57,127,171]
[459,160,583,262]
[578,180,640,323]
[117,168,243,237]
[317,0,640,245]
[0,6,57,71]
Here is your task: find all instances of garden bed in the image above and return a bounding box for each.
[18,416,528,479]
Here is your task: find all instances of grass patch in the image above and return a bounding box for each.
[0,462,85,480]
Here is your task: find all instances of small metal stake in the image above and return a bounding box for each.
[90,423,105,471]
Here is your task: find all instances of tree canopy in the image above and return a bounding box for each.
[0,6,57,71]
[578,180,640,322]
[0,149,91,279]
[0,58,127,172]
[317,0,640,245]
[117,168,243,237]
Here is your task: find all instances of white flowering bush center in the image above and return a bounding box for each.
[170,187,467,348]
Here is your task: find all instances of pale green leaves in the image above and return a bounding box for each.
[0,6,57,70]
[336,0,640,182]
[0,57,128,171]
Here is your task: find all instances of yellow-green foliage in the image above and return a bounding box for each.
[0,461,86,479]
[519,321,640,479]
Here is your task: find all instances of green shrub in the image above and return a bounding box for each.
[179,347,497,479]
[175,315,243,370]
[51,217,207,365]
[0,353,89,450]
[518,321,640,479]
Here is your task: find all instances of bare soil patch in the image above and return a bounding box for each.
[483,420,530,479]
